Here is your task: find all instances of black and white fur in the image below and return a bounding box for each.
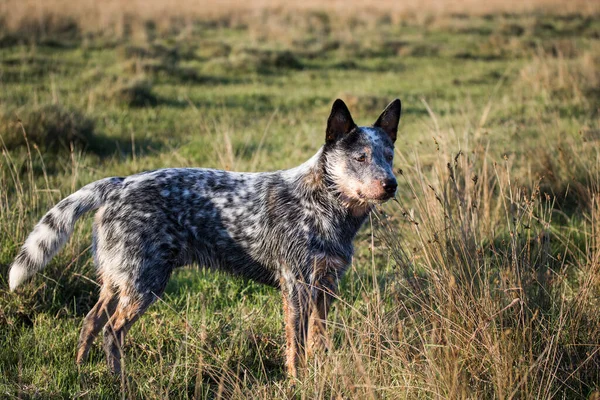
[8,98,401,377]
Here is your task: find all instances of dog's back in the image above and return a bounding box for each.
[94,157,368,289]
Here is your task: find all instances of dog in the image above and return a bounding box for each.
[8,98,401,377]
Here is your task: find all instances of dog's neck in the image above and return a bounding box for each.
[283,148,373,218]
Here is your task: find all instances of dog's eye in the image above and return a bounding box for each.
[386,155,394,162]
[355,154,366,162]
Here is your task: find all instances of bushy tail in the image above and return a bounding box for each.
[8,177,124,291]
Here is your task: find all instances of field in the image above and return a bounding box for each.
[1,0,599,398]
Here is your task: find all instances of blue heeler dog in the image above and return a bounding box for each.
[8,98,401,377]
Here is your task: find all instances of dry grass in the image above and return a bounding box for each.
[1,0,599,42]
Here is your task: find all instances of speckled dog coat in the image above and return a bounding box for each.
[8,98,401,376]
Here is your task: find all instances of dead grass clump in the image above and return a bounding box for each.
[121,42,197,63]
[0,32,19,48]
[292,38,341,59]
[197,40,232,59]
[377,40,440,57]
[535,139,597,215]
[204,48,303,74]
[129,59,200,83]
[111,78,158,107]
[533,15,597,38]
[246,9,332,44]
[0,104,101,154]
[540,39,580,58]
[518,50,600,106]
[456,35,528,60]
[338,93,391,113]
[499,22,526,36]
[5,12,80,44]
[266,50,303,70]
[402,43,440,57]
[120,42,204,83]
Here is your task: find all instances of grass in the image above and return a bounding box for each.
[0,1,599,398]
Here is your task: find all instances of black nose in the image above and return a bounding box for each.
[382,179,397,194]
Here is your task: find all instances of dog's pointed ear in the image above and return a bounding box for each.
[374,99,401,143]
[326,99,357,143]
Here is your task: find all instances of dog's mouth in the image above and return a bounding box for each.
[356,190,395,203]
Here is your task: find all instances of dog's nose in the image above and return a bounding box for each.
[382,179,397,194]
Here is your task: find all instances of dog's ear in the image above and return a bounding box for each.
[374,99,401,143]
[326,99,357,143]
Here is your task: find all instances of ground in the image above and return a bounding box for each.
[0,3,599,398]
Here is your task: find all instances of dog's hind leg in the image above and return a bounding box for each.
[102,293,152,374]
[76,284,118,365]
[102,277,169,375]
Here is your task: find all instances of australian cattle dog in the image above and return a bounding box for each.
[8,98,401,377]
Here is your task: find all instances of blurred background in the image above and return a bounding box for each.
[0,0,599,398]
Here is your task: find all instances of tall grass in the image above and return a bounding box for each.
[2,84,599,400]
[378,130,600,398]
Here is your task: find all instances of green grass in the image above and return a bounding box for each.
[1,9,599,399]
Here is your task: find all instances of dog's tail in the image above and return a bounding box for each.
[8,177,124,291]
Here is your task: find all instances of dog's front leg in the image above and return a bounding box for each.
[281,278,310,378]
[307,275,337,357]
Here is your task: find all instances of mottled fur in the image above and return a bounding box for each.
[8,98,401,377]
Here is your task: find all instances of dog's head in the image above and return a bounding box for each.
[322,98,401,210]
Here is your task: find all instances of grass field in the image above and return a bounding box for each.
[1,1,599,398]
